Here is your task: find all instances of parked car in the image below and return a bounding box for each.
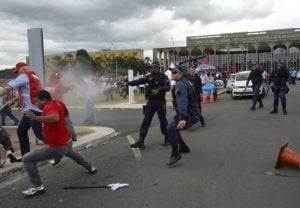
[231,71,265,99]
[226,73,236,93]
[297,70,300,80]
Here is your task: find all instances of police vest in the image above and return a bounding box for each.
[18,70,42,108]
[146,73,167,100]
[272,68,289,86]
[250,70,263,83]
[172,78,199,115]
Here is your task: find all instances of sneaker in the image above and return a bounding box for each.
[130,142,145,149]
[167,154,182,166]
[0,159,6,168]
[85,166,97,174]
[7,151,17,163]
[22,185,45,196]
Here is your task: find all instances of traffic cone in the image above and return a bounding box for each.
[201,95,208,104]
[275,142,300,169]
[209,95,215,103]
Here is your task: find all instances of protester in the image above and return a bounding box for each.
[0,92,19,126]
[83,76,98,124]
[22,90,96,196]
[45,72,77,141]
[0,125,19,166]
[0,62,43,156]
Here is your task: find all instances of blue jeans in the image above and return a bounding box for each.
[84,98,95,123]
[17,110,43,156]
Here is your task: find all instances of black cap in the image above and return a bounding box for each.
[171,65,187,73]
[148,61,160,69]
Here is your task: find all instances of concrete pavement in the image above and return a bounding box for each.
[0,126,116,182]
[0,88,226,181]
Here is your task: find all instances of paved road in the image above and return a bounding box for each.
[1,83,300,208]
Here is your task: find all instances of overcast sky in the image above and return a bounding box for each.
[0,0,299,70]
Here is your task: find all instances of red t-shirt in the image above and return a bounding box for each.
[45,82,71,101]
[42,100,71,147]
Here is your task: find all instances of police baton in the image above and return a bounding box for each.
[242,83,248,97]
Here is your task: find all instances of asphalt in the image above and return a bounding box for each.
[0,88,226,181]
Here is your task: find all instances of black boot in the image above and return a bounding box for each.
[130,141,145,149]
[167,146,182,166]
[179,141,190,153]
[269,109,278,114]
[283,108,287,115]
[258,102,263,108]
[162,138,170,146]
[250,105,255,111]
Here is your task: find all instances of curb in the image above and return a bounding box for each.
[0,126,116,183]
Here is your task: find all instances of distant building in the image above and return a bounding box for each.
[154,28,300,72]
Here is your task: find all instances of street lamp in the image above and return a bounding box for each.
[171,37,175,63]
[111,43,118,77]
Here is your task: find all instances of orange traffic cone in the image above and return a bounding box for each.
[201,95,208,104]
[275,142,300,169]
[209,95,215,103]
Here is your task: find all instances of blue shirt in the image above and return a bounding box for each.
[7,74,41,112]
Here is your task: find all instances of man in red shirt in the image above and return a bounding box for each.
[22,90,96,196]
[45,72,77,141]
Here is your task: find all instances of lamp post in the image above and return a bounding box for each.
[111,43,118,78]
[171,37,175,63]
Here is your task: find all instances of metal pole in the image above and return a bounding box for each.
[27,28,45,87]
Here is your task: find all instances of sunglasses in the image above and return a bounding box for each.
[172,71,179,74]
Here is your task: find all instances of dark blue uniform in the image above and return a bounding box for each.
[167,77,200,164]
[129,72,170,147]
[269,65,290,114]
[247,66,264,110]
[186,74,205,126]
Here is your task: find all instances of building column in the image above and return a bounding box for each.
[268,43,275,71]
[254,43,259,62]
[163,50,168,72]
[285,41,291,68]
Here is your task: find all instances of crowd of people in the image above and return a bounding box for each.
[0,60,297,197]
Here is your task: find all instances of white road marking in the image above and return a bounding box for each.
[127,135,143,161]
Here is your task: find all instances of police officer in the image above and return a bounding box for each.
[129,61,170,148]
[167,65,200,165]
[246,63,264,111]
[186,64,205,126]
[269,61,290,115]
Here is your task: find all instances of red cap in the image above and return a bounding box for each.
[50,72,61,79]
[13,62,28,74]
